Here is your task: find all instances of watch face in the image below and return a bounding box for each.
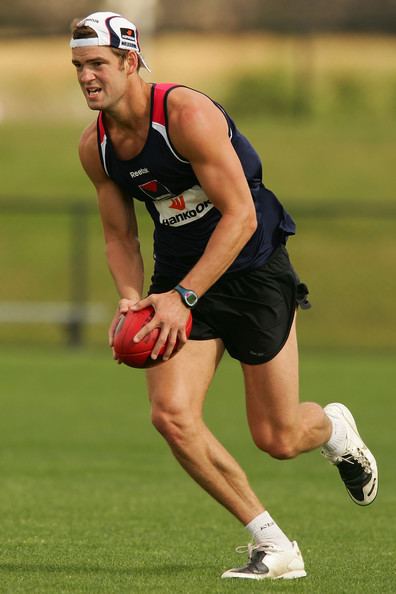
[184,290,198,307]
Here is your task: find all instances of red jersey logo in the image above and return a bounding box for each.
[169,196,186,211]
[138,180,172,200]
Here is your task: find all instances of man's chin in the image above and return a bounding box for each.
[85,98,102,111]
[84,93,105,111]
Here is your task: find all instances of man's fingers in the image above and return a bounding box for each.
[161,328,179,361]
[119,298,135,313]
[111,346,122,363]
[131,296,152,311]
[151,325,171,360]
[109,313,123,346]
[133,320,157,343]
[175,327,188,352]
[109,298,140,347]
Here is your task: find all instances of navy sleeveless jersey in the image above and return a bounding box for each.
[97,83,295,276]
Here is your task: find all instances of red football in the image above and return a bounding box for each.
[113,305,193,368]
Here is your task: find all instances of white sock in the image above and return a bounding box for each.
[246,511,293,551]
[324,411,347,455]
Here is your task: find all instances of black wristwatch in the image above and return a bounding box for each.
[173,284,199,308]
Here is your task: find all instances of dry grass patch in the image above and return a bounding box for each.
[1,33,396,120]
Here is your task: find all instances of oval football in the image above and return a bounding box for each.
[113,306,193,369]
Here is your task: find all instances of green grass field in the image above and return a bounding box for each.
[0,347,395,593]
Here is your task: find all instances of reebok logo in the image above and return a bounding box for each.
[130,168,149,179]
[169,196,186,211]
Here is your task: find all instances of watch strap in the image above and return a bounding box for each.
[173,284,199,308]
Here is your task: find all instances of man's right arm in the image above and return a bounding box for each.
[78,124,144,341]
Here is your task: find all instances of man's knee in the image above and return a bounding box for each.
[151,405,197,448]
[251,426,300,460]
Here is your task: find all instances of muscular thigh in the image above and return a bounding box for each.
[242,314,300,435]
[146,338,224,417]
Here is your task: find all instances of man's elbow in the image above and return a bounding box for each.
[244,211,258,240]
[105,234,141,256]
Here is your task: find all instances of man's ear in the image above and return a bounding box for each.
[126,51,139,74]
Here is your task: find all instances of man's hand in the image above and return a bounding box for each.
[131,291,191,361]
[108,298,138,362]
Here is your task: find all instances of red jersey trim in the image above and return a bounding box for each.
[98,111,106,143]
[152,83,178,125]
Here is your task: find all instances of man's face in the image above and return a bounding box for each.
[71,46,127,111]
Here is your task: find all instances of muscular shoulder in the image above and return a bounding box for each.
[167,87,226,129]
[79,121,97,165]
[78,121,106,185]
[166,87,229,160]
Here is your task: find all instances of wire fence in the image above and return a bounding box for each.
[1,199,395,349]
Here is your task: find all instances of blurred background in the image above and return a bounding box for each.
[1,4,395,592]
[1,0,395,351]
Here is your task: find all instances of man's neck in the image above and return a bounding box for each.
[105,77,152,132]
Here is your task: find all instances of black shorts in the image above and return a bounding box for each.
[149,246,310,365]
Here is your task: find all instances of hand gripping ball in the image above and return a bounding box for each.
[113,306,193,368]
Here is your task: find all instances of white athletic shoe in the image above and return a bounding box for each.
[321,403,378,505]
[221,541,306,580]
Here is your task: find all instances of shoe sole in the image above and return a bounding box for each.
[221,569,307,580]
[325,403,378,505]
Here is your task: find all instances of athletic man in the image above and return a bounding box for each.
[71,12,378,580]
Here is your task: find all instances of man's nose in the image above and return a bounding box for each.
[79,66,95,83]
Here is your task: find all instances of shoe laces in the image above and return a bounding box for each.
[235,542,282,560]
[338,448,371,473]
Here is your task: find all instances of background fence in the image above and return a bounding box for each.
[1,198,395,351]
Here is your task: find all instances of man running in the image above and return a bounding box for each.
[71,11,378,580]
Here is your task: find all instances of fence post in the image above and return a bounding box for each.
[67,203,89,346]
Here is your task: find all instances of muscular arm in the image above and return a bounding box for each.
[79,123,144,303]
[167,88,258,296]
[134,89,258,359]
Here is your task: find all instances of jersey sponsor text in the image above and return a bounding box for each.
[154,185,214,227]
